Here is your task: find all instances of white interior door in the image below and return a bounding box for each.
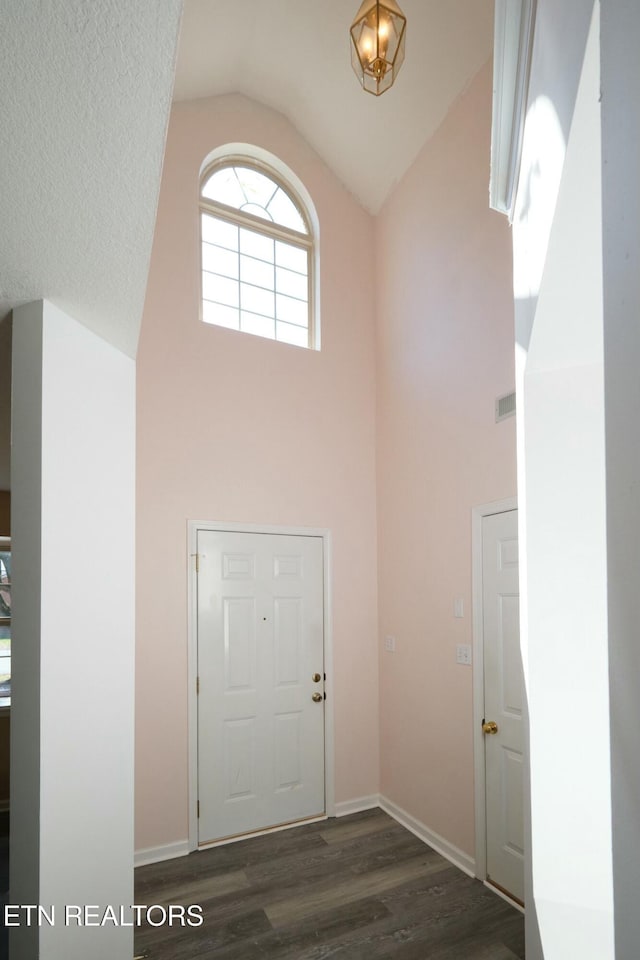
[196,529,325,845]
[482,509,524,903]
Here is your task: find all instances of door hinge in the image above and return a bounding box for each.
[191,552,200,573]
[197,800,200,819]
[196,676,200,695]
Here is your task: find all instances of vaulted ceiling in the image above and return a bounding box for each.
[174,0,495,213]
[0,1,494,358]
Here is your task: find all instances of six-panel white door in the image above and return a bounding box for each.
[482,509,524,903]
[196,530,325,845]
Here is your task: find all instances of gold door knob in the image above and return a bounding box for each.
[312,692,323,703]
[482,720,498,735]
[312,673,322,683]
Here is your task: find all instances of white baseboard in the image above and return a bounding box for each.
[134,840,190,868]
[334,795,380,818]
[379,794,476,878]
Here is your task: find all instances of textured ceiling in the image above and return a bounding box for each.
[174,0,495,213]
[0,0,183,357]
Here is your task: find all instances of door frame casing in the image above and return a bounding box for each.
[187,520,335,853]
[471,497,518,883]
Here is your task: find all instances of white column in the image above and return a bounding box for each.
[11,301,135,959]
[513,5,615,957]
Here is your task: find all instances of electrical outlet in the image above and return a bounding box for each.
[384,635,396,652]
[456,644,472,665]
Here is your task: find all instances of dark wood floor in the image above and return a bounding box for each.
[134,808,524,960]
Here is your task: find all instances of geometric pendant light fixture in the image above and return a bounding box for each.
[350,0,407,96]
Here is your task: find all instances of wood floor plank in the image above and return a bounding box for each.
[371,889,525,960]
[382,865,496,919]
[199,898,393,960]
[264,852,453,928]
[139,868,250,907]
[135,907,272,959]
[245,823,422,888]
[318,814,403,845]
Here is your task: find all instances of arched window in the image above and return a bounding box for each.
[199,158,315,349]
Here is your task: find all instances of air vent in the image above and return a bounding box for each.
[495,390,516,422]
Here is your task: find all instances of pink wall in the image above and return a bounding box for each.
[137,65,516,858]
[375,61,516,856]
[135,95,379,850]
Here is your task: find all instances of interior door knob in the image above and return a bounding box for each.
[482,720,498,735]
[312,692,323,703]
[312,673,322,683]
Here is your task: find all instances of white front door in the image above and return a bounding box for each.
[482,509,524,903]
[196,529,325,845]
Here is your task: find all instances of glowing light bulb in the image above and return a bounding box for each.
[377,15,390,60]
[359,26,376,65]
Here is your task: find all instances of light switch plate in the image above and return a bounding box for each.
[456,643,472,665]
[454,597,464,618]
